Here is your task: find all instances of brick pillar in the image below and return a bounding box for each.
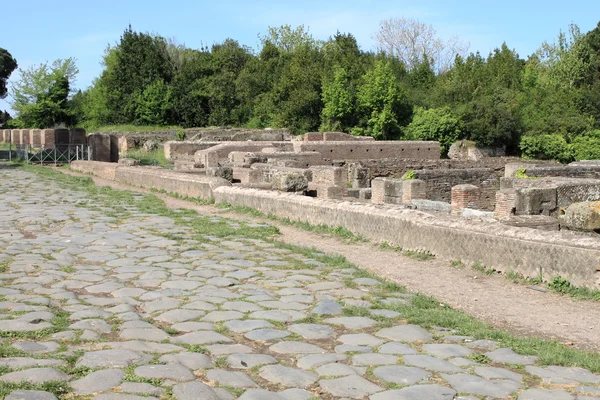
[349,163,371,189]
[0,130,6,142]
[41,129,55,148]
[371,178,386,204]
[70,128,87,145]
[494,189,517,217]
[30,129,41,146]
[402,179,427,204]
[88,133,112,162]
[451,184,481,215]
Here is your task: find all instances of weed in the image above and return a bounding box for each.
[451,259,465,268]
[403,250,435,261]
[468,353,492,364]
[379,242,403,252]
[402,170,416,180]
[547,276,600,301]
[472,264,496,275]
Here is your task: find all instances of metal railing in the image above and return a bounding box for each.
[14,144,89,165]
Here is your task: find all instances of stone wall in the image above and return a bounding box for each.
[71,161,119,181]
[108,128,291,148]
[293,141,440,161]
[505,163,600,179]
[412,168,500,211]
[194,142,294,167]
[0,128,87,148]
[164,141,227,161]
[213,186,600,288]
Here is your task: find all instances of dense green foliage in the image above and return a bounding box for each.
[6,21,600,161]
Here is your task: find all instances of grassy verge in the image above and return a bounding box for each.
[18,163,600,373]
[125,148,170,167]
[87,124,182,133]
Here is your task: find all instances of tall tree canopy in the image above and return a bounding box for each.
[0,48,18,99]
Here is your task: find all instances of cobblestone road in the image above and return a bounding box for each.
[0,167,599,400]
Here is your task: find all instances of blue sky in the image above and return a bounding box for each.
[2,0,600,113]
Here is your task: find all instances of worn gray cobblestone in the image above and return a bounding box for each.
[0,168,599,399]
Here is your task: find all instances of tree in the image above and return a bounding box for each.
[0,110,11,127]
[320,67,355,131]
[10,58,78,128]
[405,106,462,155]
[374,17,469,73]
[355,59,412,140]
[259,25,320,53]
[0,48,18,99]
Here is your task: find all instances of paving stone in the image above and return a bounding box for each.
[6,391,58,400]
[202,311,246,322]
[335,345,372,353]
[0,358,66,369]
[0,368,69,384]
[316,362,366,377]
[249,310,306,322]
[221,301,263,312]
[370,384,457,400]
[224,319,273,333]
[259,365,318,388]
[576,386,600,395]
[227,353,278,369]
[465,339,499,350]
[312,300,343,315]
[288,323,334,339]
[369,309,401,318]
[206,369,257,388]
[485,348,538,365]
[171,331,232,345]
[352,353,398,366]
[237,389,284,400]
[296,353,346,369]
[376,324,433,342]
[206,344,253,355]
[403,355,463,372]
[525,366,600,384]
[324,317,377,329]
[69,318,113,333]
[244,329,290,341]
[92,394,158,400]
[422,343,473,358]
[120,328,170,341]
[172,381,221,400]
[378,342,418,355]
[170,321,214,332]
[11,341,60,353]
[319,375,384,398]
[158,352,214,369]
[104,340,183,354]
[182,300,217,311]
[338,333,384,346]
[518,389,575,399]
[475,366,523,382]
[76,349,151,368]
[269,341,325,354]
[372,365,431,385]
[155,309,205,323]
[134,364,195,381]
[442,373,522,398]
[70,369,125,395]
[119,382,165,396]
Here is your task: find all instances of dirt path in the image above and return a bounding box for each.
[65,170,600,351]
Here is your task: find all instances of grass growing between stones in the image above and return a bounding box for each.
[0,381,71,399]
[23,163,600,374]
[216,202,367,243]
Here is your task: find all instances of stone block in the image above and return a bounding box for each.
[349,164,371,189]
[41,129,55,147]
[451,184,481,215]
[494,189,517,217]
[359,188,372,200]
[110,135,119,162]
[207,166,233,182]
[402,179,427,204]
[233,168,263,185]
[11,129,21,144]
[174,161,203,171]
[54,129,70,147]
[118,158,140,166]
[88,133,112,162]
[558,201,600,231]
[515,187,557,216]
[310,166,347,186]
[271,171,308,193]
[304,132,323,141]
[0,130,7,142]
[70,128,87,145]
[30,129,42,146]
[307,183,344,199]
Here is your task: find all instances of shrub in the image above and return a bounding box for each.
[571,130,600,161]
[519,134,574,163]
[404,106,462,156]
[175,129,186,141]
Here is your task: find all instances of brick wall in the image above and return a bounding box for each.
[293,141,440,161]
